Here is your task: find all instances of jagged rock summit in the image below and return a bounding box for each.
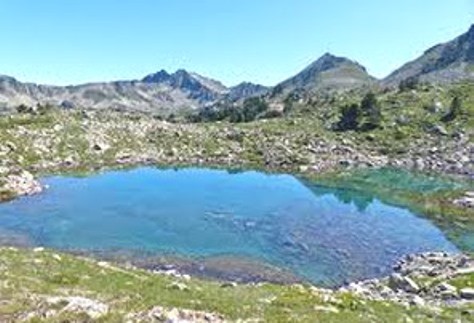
[0,70,229,113]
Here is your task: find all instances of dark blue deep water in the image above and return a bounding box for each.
[0,167,459,286]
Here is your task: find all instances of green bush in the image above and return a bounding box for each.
[441,96,462,122]
[335,103,360,131]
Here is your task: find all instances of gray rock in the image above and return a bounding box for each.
[440,290,458,300]
[460,288,474,300]
[168,282,189,291]
[389,273,420,293]
[129,306,225,322]
[46,296,108,319]
[437,282,457,293]
[220,282,238,288]
[454,192,474,208]
[410,295,425,307]
[432,125,448,136]
[92,142,110,152]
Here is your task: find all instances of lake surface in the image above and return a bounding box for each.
[0,167,460,286]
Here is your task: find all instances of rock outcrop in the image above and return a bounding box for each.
[4,170,42,197]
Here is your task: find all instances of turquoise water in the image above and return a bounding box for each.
[0,167,460,286]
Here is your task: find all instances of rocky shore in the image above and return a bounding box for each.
[341,252,474,309]
[0,167,43,201]
[3,169,43,197]
[137,252,474,310]
[0,110,472,203]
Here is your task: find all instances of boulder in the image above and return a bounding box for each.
[389,273,420,293]
[92,142,110,152]
[410,295,425,307]
[437,282,457,293]
[130,306,225,322]
[46,296,108,319]
[460,288,474,300]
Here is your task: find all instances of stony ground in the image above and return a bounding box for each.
[0,107,471,194]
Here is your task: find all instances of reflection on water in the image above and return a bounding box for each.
[0,167,461,286]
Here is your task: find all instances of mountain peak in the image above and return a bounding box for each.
[142,70,170,83]
[227,82,269,101]
[462,24,474,43]
[311,53,346,68]
[468,24,474,36]
[273,53,374,94]
[142,69,198,84]
[173,69,191,77]
[383,24,474,86]
[320,52,338,60]
[306,53,369,75]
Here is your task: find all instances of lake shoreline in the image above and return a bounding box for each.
[2,246,474,309]
[3,160,472,254]
[0,166,469,289]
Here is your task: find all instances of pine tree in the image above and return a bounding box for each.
[441,96,462,122]
[336,103,360,131]
[359,92,382,131]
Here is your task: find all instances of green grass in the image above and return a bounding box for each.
[0,248,471,322]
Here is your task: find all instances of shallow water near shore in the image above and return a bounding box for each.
[0,167,463,286]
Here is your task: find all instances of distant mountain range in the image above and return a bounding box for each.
[2,25,474,113]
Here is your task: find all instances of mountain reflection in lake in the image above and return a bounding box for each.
[0,167,459,286]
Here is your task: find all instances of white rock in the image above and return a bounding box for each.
[389,273,420,293]
[47,296,108,319]
[314,305,340,313]
[410,295,425,307]
[455,267,474,275]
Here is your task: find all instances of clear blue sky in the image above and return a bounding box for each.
[0,1,473,86]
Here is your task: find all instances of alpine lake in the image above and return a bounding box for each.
[0,167,471,287]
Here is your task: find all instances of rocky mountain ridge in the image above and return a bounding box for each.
[383,24,474,86]
[2,25,474,113]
